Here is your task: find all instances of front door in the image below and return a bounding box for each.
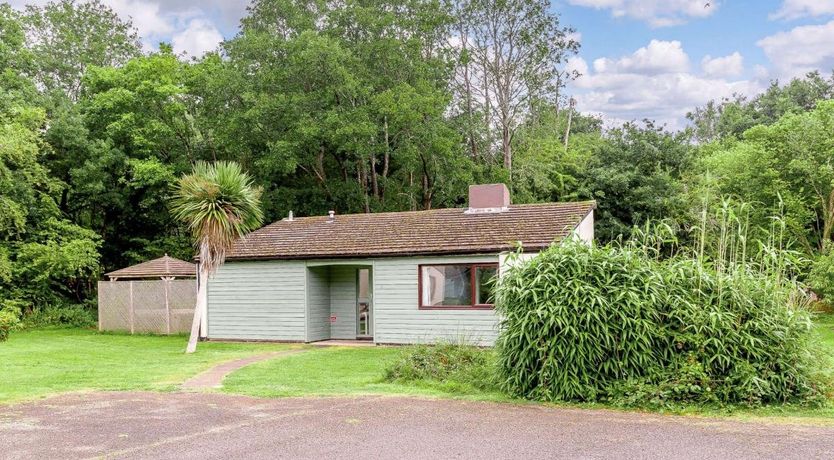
[356,268,372,339]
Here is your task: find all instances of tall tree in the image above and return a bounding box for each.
[582,122,693,242]
[43,48,200,271]
[450,0,579,171]
[23,0,141,101]
[0,4,33,102]
[700,100,834,253]
[206,0,470,216]
[0,20,100,313]
[171,161,264,353]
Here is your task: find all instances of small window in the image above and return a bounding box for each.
[419,263,498,309]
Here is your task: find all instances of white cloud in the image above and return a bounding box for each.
[701,52,743,78]
[569,41,764,129]
[757,20,834,79]
[105,1,224,55]
[770,0,834,20]
[567,0,718,27]
[107,0,175,38]
[171,18,223,57]
[753,64,771,79]
[593,40,689,75]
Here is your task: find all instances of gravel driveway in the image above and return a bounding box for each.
[1,391,832,459]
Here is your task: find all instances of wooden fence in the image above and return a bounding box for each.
[98,279,197,334]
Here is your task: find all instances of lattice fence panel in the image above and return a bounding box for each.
[167,279,197,333]
[98,281,131,331]
[132,281,168,333]
[97,279,197,335]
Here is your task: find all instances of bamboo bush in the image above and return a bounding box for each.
[495,200,827,407]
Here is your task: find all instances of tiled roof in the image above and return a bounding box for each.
[225,201,595,260]
[105,255,197,279]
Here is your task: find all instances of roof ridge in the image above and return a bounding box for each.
[270,200,596,222]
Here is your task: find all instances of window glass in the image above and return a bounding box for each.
[422,265,472,306]
[420,263,498,308]
[475,266,497,305]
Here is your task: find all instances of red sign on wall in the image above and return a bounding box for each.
[330,315,337,323]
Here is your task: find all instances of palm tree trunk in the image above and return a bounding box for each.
[186,268,208,354]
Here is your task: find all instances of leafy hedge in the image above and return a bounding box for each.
[20,303,97,329]
[495,241,825,407]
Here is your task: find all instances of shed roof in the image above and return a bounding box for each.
[225,201,595,261]
[105,255,197,279]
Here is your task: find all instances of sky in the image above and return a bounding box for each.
[9,0,834,129]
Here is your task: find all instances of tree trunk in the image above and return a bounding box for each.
[186,268,208,354]
[382,116,390,178]
[370,152,379,199]
[461,38,478,160]
[358,159,370,213]
[422,172,432,210]
[502,124,511,170]
[822,189,834,251]
[564,98,575,153]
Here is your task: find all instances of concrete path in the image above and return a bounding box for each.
[180,349,305,390]
[1,391,833,459]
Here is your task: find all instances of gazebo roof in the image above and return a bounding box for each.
[105,254,196,280]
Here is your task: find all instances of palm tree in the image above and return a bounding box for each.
[171,161,264,353]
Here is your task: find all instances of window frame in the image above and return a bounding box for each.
[417,262,499,310]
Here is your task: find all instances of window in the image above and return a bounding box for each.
[419,263,498,309]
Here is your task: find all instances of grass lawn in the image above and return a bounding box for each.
[222,346,509,402]
[223,312,834,423]
[0,328,293,404]
[3,312,834,422]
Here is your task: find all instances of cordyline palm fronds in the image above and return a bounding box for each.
[171,161,263,353]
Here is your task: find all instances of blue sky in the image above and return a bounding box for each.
[10,0,834,128]
[554,0,834,127]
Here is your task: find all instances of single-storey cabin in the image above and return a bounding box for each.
[203,184,595,345]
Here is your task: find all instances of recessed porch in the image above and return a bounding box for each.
[305,264,372,343]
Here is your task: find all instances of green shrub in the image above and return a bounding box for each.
[384,342,498,392]
[809,249,834,305]
[495,240,824,407]
[21,303,97,329]
[0,309,19,341]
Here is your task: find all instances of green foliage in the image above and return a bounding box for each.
[0,309,18,341]
[20,303,96,329]
[170,161,264,273]
[699,100,834,253]
[1,0,833,348]
[384,342,498,392]
[511,103,602,204]
[495,239,825,407]
[0,87,100,313]
[809,249,834,304]
[23,0,141,100]
[581,122,693,241]
[688,72,834,143]
[205,0,483,216]
[50,48,200,270]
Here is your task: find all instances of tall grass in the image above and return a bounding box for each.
[383,341,499,393]
[495,199,827,407]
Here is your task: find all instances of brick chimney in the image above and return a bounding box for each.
[466,183,510,214]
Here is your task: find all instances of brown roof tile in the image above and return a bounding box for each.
[105,255,197,279]
[226,201,595,260]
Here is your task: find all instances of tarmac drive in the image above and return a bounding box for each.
[1,391,833,459]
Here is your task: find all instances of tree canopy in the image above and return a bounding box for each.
[1,0,834,317]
